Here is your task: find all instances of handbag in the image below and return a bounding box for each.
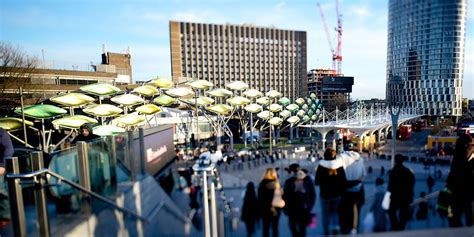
[271,188,285,208]
[381,191,391,210]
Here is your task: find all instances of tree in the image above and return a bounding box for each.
[325,93,348,112]
[0,42,39,115]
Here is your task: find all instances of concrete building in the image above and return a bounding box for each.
[307,68,353,106]
[386,0,468,116]
[0,50,132,107]
[169,21,308,99]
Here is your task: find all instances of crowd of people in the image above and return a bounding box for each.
[237,133,473,236]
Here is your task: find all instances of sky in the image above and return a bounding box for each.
[0,0,473,100]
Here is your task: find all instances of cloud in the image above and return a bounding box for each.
[350,5,371,18]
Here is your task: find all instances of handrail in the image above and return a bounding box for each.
[7,169,150,223]
[410,190,440,207]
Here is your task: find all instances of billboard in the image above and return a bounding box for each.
[322,76,354,93]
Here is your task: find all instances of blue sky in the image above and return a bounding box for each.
[1,0,472,99]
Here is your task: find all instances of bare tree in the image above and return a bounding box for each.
[0,42,39,115]
[325,93,348,111]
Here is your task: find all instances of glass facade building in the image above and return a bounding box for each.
[170,21,308,100]
[386,0,467,116]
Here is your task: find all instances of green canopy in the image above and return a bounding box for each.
[295,98,305,105]
[93,125,126,136]
[50,93,95,107]
[153,95,176,106]
[113,114,145,126]
[286,104,299,112]
[302,115,310,123]
[15,104,67,119]
[287,116,300,126]
[0,117,34,132]
[135,104,162,115]
[302,104,309,111]
[133,85,159,97]
[266,90,282,98]
[80,83,121,96]
[111,94,144,106]
[268,117,283,126]
[244,103,263,113]
[269,104,282,112]
[311,115,318,121]
[257,110,270,120]
[52,115,98,129]
[310,93,317,99]
[227,96,250,106]
[256,97,270,106]
[149,77,173,89]
[206,104,234,115]
[183,96,215,106]
[206,88,233,97]
[226,81,248,91]
[166,87,195,98]
[278,97,291,106]
[83,104,123,117]
[187,80,213,90]
[243,89,263,98]
[297,110,305,118]
[279,110,291,119]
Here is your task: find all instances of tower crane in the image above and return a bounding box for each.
[317,0,343,75]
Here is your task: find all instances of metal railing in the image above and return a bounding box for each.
[5,149,149,237]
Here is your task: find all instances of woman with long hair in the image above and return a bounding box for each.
[258,168,282,237]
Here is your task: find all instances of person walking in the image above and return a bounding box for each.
[387,154,415,231]
[446,134,473,227]
[258,168,282,237]
[0,128,13,227]
[283,163,316,237]
[315,148,347,235]
[241,182,259,237]
[339,148,366,234]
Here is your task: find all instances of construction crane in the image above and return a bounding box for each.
[317,0,343,75]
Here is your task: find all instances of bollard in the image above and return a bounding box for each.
[127,130,136,182]
[31,152,50,237]
[5,157,26,237]
[210,182,218,237]
[138,128,146,176]
[77,141,91,214]
[218,211,225,237]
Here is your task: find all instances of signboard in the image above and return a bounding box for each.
[322,76,354,93]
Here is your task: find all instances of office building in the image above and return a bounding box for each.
[169,21,307,99]
[386,0,467,116]
[307,68,353,106]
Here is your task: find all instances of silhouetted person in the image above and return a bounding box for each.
[416,192,428,221]
[446,134,473,227]
[72,123,100,143]
[283,164,316,237]
[387,154,415,231]
[241,182,259,237]
[315,148,347,235]
[380,166,385,176]
[426,175,435,193]
[0,128,13,226]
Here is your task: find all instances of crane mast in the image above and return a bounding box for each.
[317,0,343,75]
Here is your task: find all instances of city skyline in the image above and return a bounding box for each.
[1,0,472,100]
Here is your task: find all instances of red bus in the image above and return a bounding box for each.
[398,125,412,140]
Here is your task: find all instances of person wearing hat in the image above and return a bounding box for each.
[72,123,100,144]
[283,163,316,237]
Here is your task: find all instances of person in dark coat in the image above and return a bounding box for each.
[446,134,473,227]
[283,163,316,237]
[72,123,100,143]
[241,182,259,237]
[315,148,347,235]
[0,128,13,226]
[258,168,282,237]
[387,154,415,231]
[426,175,435,193]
